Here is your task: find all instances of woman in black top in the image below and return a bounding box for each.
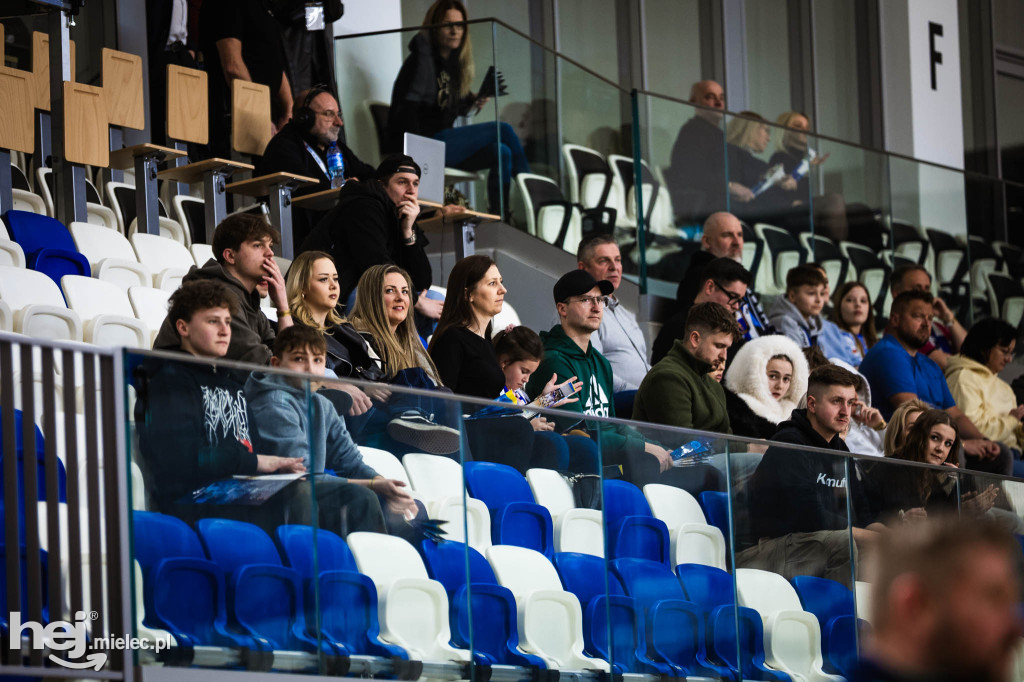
[386,0,530,215]
[725,111,799,224]
[429,255,586,473]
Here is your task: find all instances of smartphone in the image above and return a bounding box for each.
[534,379,580,408]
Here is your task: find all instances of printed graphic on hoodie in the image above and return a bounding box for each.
[201,386,253,453]
[584,376,610,417]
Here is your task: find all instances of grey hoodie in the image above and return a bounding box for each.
[244,371,377,479]
[153,259,275,365]
[766,295,822,348]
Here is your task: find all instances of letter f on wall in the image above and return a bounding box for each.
[929,21,943,90]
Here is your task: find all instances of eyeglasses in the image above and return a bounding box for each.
[313,109,343,123]
[566,295,607,308]
[712,280,744,307]
[995,345,1016,359]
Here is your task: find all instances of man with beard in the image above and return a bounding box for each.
[860,290,1008,474]
[737,364,880,582]
[257,87,376,248]
[634,302,739,433]
[850,516,1022,682]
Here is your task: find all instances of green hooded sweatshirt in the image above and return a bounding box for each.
[527,324,646,461]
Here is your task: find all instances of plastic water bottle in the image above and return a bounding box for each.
[327,142,345,189]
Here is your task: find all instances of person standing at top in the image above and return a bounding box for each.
[386,0,530,215]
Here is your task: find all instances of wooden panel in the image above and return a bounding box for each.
[0,67,34,154]
[291,187,341,211]
[32,31,77,112]
[166,65,207,144]
[157,157,252,184]
[101,48,144,130]
[63,82,108,167]
[226,172,318,198]
[108,143,184,170]
[231,80,272,156]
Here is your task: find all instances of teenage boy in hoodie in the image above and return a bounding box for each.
[633,302,739,433]
[737,364,881,582]
[136,280,387,535]
[154,213,292,364]
[767,264,826,348]
[526,270,709,490]
[246,325,419,520]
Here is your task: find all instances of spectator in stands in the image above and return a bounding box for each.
[851,517,1022,682]
[271,0,344,97]
[347,264,460,455]
[832,360,887,458]
[655,257,751,364]
[889,264,966,371]
[738,364,879,582]
[298,154,442,325]
[768,111,847,242]
[428,255,595,473]
[830,281,878,367]
[722,334,808,439]
[767,264,826,348]
[672,211,774,339]
[386,0,530,215]
[724,111,798,223]
[136,280,388,536]
[665,80,731,223]
[246,326,419,523]
[858,409,965,529]
[633,302,739,433]
[256,86,376,248]
[527,270,688,487]
[575,235,650,392]
[945,318,1024,455]
[199,0,293,157]
[859,290,1010,476]
[154,214,291,365]
[882,399,930,457]
[147,0,200,147]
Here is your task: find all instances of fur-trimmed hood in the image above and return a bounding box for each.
[724,335,809,424]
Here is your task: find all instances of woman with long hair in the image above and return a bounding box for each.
[830,281,878,366]
[428,254,597,473]
[725,112,799,216]
[945,318,1024,454]
[386,0,530,215]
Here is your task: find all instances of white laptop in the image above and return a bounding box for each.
[403,132,445,204]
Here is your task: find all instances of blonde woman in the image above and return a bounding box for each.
[386,0,529,214]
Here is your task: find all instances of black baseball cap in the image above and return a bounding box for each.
[376,154,421,178]
[553,269,614,304]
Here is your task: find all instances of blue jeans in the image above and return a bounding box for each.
[434,122,530,215]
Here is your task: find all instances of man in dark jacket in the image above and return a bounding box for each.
[255,86,376,247]
[634,302,738,432]
[738,364,881,583]
[154,213,291,364]
[665,81,729,224]
[136,279,387,535]
[298,154,441,320]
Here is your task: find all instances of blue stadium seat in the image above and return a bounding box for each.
[0,544,50,635]
[132,511,253,652]
[611,557,726,678]
[1,407,68,540]
[792,575,863,677]
[3,210,90,287]
[553,552,670,674]
[420,538,545,669]
[603,480,670,564]
[676,563,790,682]
[275,524,406,660]
[463,462,554,557]
[196,518,341,658]
[699,491,730,541]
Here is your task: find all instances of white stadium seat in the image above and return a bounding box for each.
[69,222,152,292]
[0,239,26,268]
[643,483,727,570]
[129,233,194,292]
[11,188,47,215]
[60,275,149,348]
[128,216,190,247]
[128,286,170,345]
[346,532,470,663]
[525,468,604,556]
[0,266,83,341]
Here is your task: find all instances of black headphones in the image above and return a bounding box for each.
[293,84,336,133]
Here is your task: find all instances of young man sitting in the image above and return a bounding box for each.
[768,264,827,348]
[246,326,418,523]
[135,280,387,536]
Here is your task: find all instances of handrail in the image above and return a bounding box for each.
[336,17,1024,193]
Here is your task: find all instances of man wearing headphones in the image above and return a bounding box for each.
[257,86,375,247]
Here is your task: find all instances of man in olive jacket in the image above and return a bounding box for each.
[634,302,739,433]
